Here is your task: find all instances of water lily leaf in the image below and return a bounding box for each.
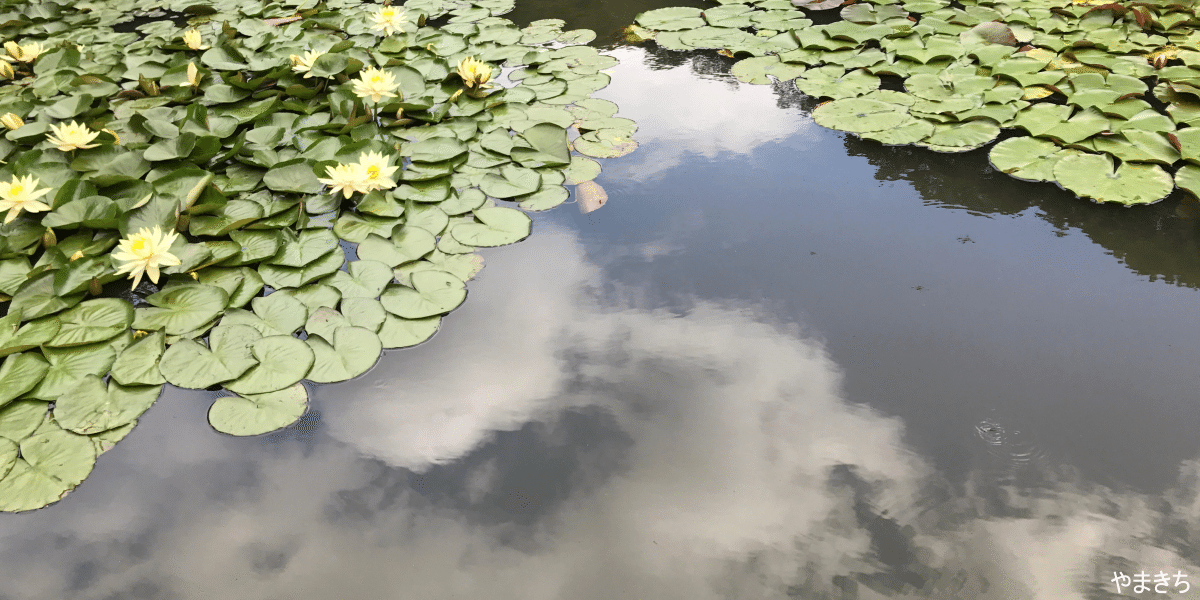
[208,384,308,437]
[635,7,705,30]
[571,129,638,158]
[305,307,352,342]
[273,285,341,312]
[53,375,160,435]
[731,56,807,84]
[322,260,394,298]
[196,267,264,309]
[0,352,49,410]
[133,283,230,335]
[380,270,467,319]
[409,137,469,163]
[27,343,117,401]
[450,207,532,247]
[341,298,388,332]
[110,330,167,386]
[0,314,60,358]
[989,136,1073,182]
[228,230,282,266]
[562,155,602,185]
[305,326,382,384]
[224,335,316,395]
[1093,131,1180,165]
[1038,106,1111,144]
[1175,164,1200,200]
[518,185,571,211]
[860,118,936,145]
[0,421,95,512]
[1053,153,1173,205]
[45,298,132,348]
[813,97,911,133]
[269,229,339,267]
[264,161,323,194]
[158,324,262,389]
[10,272,84,321]
[259,249,345,289]
[511,123,571,168]
[0,401,47,444]
[920,120,1000,151]
[480,164,542,198]
[357,229,436,267]
[333,213,402,243]
[378,314,441,348]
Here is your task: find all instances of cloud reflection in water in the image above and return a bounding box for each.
[0,225,1197,599]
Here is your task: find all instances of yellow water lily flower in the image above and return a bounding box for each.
[456,56,493,89]
[0,113,23,130]
[355,151,398,191]
[0,175,52,224]
[289,50,324,77]
[46,121,101,151]
[186,61,201,86]
[113,226,182,290]
[0,61,13,80]
[351,66,399,103]
[370,6,408,36]
[317,162,371,198]
[182,29,208,50]
[3,41,43,64]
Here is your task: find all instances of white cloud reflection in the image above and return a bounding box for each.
[0,224,1198,600]
[594,47,817,182]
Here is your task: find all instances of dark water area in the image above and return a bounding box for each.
[5,0,1200,598]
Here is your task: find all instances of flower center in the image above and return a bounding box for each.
[131,238,150,255]
[371,74,384,84]
[10,184,22,195]
[367,165,380,179]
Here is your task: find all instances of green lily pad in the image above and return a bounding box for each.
[53,375,161,435]
[378,314,441,349]
[259,249,346,289]
[224,335,316,395]
[796,66,880,100]
[480,164,542,198]
[110,330,167,386]
[133,284,230,336]
[207,384,308,437]
[357,230,436,267]
[989,136,1072,182]
[341,298,388,332]
[0,401,48,443]
[813,97,911,133]
[26,343,117,401]
[1053,153,1174,205]
[380,270,468,319]
[0,420,95,512]
[45,298,133,348]
[0,314,60,358]
[450,207,532,247]
[511,123,570,168]
[1175,164,1200,200]
[635,6,705,31]
[321,260,394,298]
[305,326,383,383]
[158,324,262,389]
[0,352,50,410]
[731,56,807,84]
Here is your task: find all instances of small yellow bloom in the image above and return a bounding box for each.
[0,113,23,130]
[456,56,493,89]
[355,151,398,192]
[317,162,371,199]
[187,62,201,86]
[351,66,399,104]
[132,330,150,339]
[0,175,52,224]
[182,29,208,51]
[112,226,182,290]
[4,41,43,64]
[370,6,408,36]
[46,121,101,152]
[188,271,198,280]
[288,50,324,77]
[0,61,13,80]
[69,250,84,261]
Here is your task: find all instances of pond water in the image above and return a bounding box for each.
[4,0,1200,598]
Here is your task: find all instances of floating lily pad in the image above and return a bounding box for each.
[1053,153,1174,205]
[53,375,161,435]
[208,384,308,437]
[305,326,383,383]
[158,324,261,389]
[450,207,532,247]
[224,335,316,395]
[0,421,95,512]
[133,284,230,336]
[380,270,468,319]
[813,97,910,133]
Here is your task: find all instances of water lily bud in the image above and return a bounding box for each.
[88,277,103,297]
[41,227,56,248]
[102,128,121,145]
[175,212,190,233]
[187,61,200,87]
[0,61,13,80]
[183,29,206,51]
[0,113,23,130]
[139,76,159,97]
[69,250,84,261]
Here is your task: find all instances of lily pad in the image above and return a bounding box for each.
[224,335,316,395]
[1053,153,1174,205]
[380,270,468,319]
[450,207,532,247]
[0,421,95,512]
[133,284,230,336]
[208,384,308,437]
[45,299,133,348]
[53,375,161,435]
[0,352,50,409]
[305,326,383,384]
[158,324,262,389]
[110,330,167,386]
[813,97,910,133]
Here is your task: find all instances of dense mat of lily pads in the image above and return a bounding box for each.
[0,0,637,511]
[629,0,1200,205]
